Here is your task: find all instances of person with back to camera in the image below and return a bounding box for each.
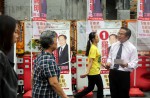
[74,32,104,98]
[0,15,19,98]
[32,30,69,98]
[103,27,138,98]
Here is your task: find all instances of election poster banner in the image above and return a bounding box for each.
[137,0,150,38]
[32,0,47,21]
[137,0,150,20]
[32,0,47,39]
[87,0,103,20]
[46,21,72,95]
[24,21,72,95]
[97,28,120,95]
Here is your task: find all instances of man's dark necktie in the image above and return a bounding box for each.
[59,47,63,56]
[114,43,123,70]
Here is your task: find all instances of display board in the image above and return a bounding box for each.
[24,21,72,95]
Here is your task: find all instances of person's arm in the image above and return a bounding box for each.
[43,59,68,98]
[48,76,68,98]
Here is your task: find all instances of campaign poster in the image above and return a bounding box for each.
[138,20,150,38]
[137,0,150,20]
[97,29,120,95]
[46,21,72,95]
[24,22,41,52]
[32,0,47,21]
[87,0,103,20]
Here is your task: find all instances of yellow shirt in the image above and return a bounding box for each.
[88,44,101,75]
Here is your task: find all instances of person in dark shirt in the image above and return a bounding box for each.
[0,15,19,98]
[32,30,68,98]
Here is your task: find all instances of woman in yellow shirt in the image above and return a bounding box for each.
[74,32,103,98]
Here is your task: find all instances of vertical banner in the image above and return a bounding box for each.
[87,0,103,20]
[86,0,103,34]
[46,21,72,95]
[32,0,47,21]
[138,0,150,19]
[137,0,150,38]
[32,0,47,39]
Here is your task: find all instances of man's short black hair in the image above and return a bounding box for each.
[58,35,67,39]
[121,27,131,39]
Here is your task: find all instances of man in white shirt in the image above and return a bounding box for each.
[104,27,138,98]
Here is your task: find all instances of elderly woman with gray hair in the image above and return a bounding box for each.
[32,30,69,98]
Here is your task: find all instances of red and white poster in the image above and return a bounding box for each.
[32,0,47,39]
[98,29,120,95]
[87,0,103,20]
[137,0,150,20]
[32,0,47,21]
[137,0,150,38]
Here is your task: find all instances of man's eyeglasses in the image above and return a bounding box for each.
[118,32,126,36]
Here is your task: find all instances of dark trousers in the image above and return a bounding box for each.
[109,69,130,98]
[74,74,103,98]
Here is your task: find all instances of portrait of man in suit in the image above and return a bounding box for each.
[57,35,69,70]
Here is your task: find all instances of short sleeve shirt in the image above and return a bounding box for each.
[32,51,61,98]
[88,44,101,75]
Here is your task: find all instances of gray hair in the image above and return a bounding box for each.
[40,30,57,49]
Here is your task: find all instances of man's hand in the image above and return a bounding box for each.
[102,62,111,69]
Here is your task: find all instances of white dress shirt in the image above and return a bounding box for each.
[107,40,138,72]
